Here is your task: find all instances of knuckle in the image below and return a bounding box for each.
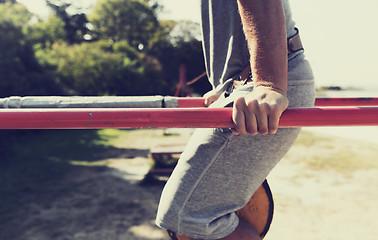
[246,99,258,111]
[234,97,246,108]
[259,102,271,112]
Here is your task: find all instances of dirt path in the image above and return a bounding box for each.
[267,157,378,239]
[2,128,378,240]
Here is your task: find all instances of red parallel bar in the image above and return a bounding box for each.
[315,97,378,106]
[177,97,205,108]
[177,97,378,108]
[0,107,377,129]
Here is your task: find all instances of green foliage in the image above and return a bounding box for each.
[46,0,89,44]
[0,0,16,3]
[37,40,164,96]
[148,20,211,95]
[0,20,61,97]
[0,3,62,97]
[0,2,31,30]
[89,0,159,49]
[28,15,66,48]
[0,3,208,224]
[0,0,207,98]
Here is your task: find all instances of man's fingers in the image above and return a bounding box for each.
[204,98,211,107]
[204,95,218,106]
[234,98,259,135]
[203,91,221,107]
[254,103,270,135]
[233,98,248,135]
[230,128,240,135]
[268,110,282,134]
[245,112,258,135]
[232,108,247,135]
[232,90,288,136]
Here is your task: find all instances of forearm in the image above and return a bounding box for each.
[237,0,288,94]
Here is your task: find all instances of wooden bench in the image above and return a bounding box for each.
[147,144,185,177]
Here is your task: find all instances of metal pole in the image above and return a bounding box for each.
[177,97,378,108]
[314,97,378,106]
[1,96,377,108]
[0,107,377,129]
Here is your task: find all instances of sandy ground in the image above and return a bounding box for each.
[2,128,378,240]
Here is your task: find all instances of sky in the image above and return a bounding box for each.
[18,0,378,89]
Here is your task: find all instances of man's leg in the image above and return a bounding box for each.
[156,81,315,239]
[172,217,261,240]
[168,180,273,240]
[156,126,301,239]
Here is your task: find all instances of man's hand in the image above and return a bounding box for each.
[234,0,288,136]
[234,0,288,135]
[232,86,288,135]
[203,90,221,107]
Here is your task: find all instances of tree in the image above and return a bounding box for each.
[0,3,61,97]
[46,0,89,44]
[0,2,31,30]
[148,20,210,96]
[38,40,164,96]
[0,0,16,4]
[89,0,159,50]
[28,15,66,48]
[0,21,61,97]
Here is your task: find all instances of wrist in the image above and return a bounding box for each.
[254,82,287,96]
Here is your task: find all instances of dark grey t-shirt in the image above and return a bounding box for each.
[201,0,304,92]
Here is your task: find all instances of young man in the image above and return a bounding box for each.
[156,0,315,239]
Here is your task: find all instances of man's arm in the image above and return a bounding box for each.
[233,0,289,135]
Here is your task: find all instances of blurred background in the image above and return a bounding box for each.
[1,0,212,98]
[3,0,378,96]
[0,0,377,239]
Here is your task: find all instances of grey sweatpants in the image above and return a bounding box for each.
[156,57,315,239]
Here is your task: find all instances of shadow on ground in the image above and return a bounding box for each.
[0,129,170,240]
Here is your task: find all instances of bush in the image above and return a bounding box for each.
[37,40,164,96]
[0,21,61,97]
